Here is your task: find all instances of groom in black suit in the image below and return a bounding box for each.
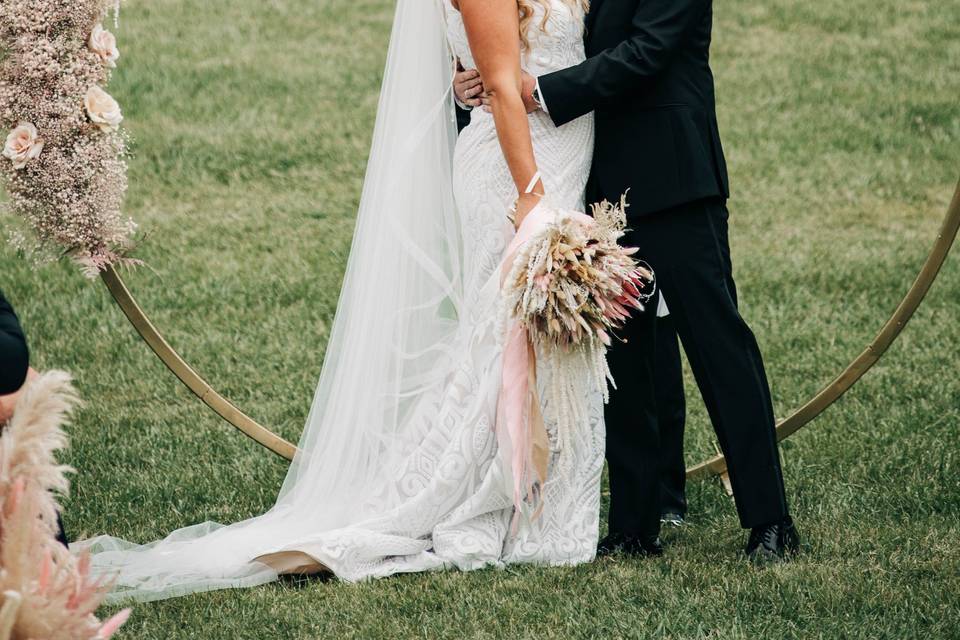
[526,0,799,560]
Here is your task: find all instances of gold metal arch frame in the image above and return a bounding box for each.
[100,178,960,479]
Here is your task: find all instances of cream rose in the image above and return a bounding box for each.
[2,122,44,170]
[85,86,123,132]
[88,24,120,68]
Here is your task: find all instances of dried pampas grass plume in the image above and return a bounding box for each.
[0,371,131,640]
[0,371,78,531]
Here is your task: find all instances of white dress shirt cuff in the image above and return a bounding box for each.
[534,78,549,114]
[657,293,670,318]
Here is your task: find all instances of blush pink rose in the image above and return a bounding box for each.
[88,24,120,68]
[2,122,44,170]
[85,86,123,132]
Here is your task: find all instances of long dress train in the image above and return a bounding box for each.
[77,0,601,602]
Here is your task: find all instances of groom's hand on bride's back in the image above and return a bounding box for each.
[454,60,484,108]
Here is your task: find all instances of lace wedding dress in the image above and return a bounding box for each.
[77,0,600,602]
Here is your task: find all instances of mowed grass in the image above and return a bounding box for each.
[2,0,959,637]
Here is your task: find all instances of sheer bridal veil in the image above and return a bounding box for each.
[77,0,464,602]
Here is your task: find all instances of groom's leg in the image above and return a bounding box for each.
[604,292,661,538]
[630,197,788,529]
[654,314,688,519]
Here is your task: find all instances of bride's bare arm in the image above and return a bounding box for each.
[457,0,544,225]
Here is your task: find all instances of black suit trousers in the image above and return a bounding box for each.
[606,311,688,535]
[604,283,661,538]
[609,197,788,529]
[654,314,687,517]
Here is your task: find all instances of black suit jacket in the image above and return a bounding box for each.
[538,0,729,216]
[0,290,29,394]
[455,104,471,133]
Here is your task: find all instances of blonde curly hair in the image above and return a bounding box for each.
[518,0,589,50]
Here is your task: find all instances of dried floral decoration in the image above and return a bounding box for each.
[0,0,136,276]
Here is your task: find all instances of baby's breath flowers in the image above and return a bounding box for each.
[0,0,136,276]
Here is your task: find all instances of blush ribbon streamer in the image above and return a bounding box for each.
[497,202,556,533]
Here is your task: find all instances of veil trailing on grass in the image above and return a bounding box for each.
[76,0,465,602]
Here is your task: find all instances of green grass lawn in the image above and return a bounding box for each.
[3,0,960,637]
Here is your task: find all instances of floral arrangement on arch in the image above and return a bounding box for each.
[0,0,136,276]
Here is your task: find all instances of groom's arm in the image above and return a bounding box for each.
[0,291,29,395]
[538,0,710,126]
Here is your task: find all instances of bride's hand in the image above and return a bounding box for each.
[513,192,543,229]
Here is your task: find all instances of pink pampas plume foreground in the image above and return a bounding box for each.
[0,371,130,639]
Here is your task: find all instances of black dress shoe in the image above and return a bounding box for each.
[660,512,686,527]
[597,532,664,558]
[745,515,800,563]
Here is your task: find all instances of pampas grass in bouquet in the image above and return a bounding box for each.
[0,372,130,640]
[502,195,655,435]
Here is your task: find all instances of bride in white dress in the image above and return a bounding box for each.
[78,0,601,602]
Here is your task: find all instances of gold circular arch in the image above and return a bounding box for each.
[100,178,960,480]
